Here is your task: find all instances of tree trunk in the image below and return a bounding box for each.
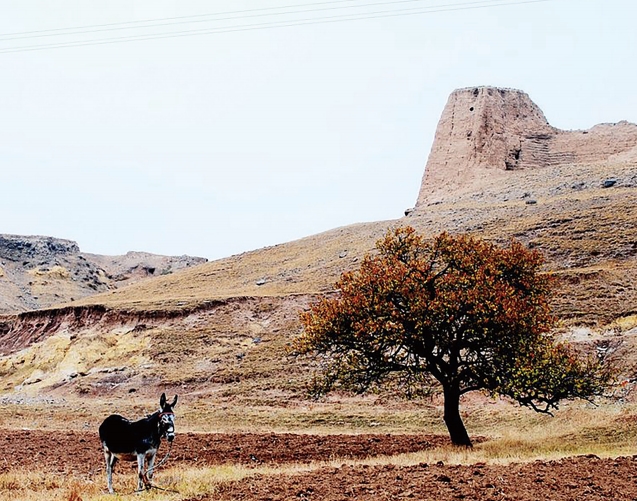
[443,384,472,447]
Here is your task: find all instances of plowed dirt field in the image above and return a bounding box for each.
[211,456,637,501]
[0,428,447,474]
[2,429,637,500]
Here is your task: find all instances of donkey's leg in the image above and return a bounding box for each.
[136,454,146,492]
[146,452,156,483]
[103,450,116,494]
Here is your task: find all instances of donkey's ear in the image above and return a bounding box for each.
[171,395,178,408]
[160,393,167,407]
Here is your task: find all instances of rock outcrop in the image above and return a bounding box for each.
[84,251,207,286]
[416,86,637,205]
[0,235,79,262]
[0,234,207,313]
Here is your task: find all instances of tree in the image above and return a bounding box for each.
[294,227,613,446]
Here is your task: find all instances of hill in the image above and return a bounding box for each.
[0,85,636,408]
[0,234,206,313]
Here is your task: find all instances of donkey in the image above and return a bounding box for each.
[99,393,178,493]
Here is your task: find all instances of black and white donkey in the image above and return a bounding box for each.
[99,393,178,493]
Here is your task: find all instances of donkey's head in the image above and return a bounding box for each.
[158,393,178,442]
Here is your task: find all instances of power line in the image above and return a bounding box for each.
[0,0,523,41]
[0,0,374,37]
[0,0,551,55]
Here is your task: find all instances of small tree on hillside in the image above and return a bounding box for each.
[294,227,613,446]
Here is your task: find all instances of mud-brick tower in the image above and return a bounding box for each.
[415,86,637,206]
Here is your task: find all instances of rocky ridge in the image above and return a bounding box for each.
[0,234,207,313]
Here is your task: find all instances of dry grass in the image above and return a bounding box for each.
[0,471,108,501]
[60,161,637,328]
[610,314,637,332]
[69,222,386,313]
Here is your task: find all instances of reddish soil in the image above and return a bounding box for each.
[0,428,446,475]
[173,431,448,466]
[211,456,637,501]
[3,429,637,500]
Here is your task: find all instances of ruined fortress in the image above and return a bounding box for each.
[416,86,637,206]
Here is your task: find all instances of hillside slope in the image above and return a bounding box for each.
[67,159,637,326]
[1,86,636,404]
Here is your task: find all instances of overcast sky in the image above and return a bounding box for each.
[1,0,635,259]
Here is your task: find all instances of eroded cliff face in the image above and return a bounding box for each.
[0,304,190,356]
[416,86,637,205]
[0,295,313,399]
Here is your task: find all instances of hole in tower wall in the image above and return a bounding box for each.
[469,107,474,112]
[505,148,522,170]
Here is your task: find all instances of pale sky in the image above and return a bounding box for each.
[1,0,635,259]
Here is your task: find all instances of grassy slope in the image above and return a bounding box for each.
[1,159,627,408]
[5,159,624,407]
[71,160,636,325]
[70,222,383,311]
[0,159,637,422]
